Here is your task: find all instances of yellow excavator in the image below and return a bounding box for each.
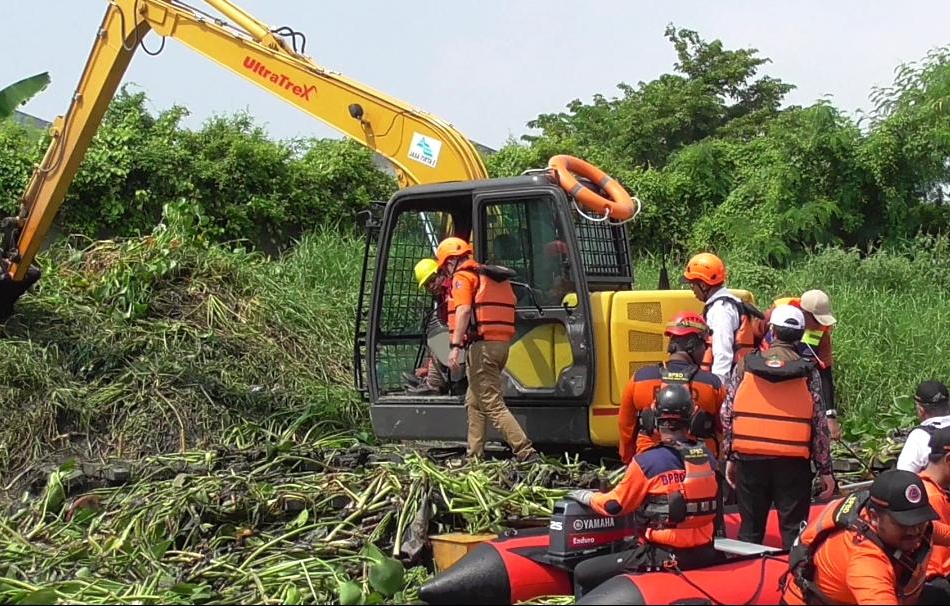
[1,0,752,449]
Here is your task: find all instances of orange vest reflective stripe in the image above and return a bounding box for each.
[677,443,719,529]
[700,297,766,373]
[732,353,815,459]
[473,269,516,342]
[640,442,719,531]
[783,492,932,605]
[447,261,516,343]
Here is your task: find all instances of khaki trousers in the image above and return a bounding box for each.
[465,339,534,458]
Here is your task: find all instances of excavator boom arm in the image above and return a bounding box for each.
[3,0,487,282]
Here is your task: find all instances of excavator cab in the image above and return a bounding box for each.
[354,172,633,446]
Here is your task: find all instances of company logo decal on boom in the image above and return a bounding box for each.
[408,132,443,168]
[243,57,316,101]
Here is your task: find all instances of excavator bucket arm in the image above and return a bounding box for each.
[0,0,488,317]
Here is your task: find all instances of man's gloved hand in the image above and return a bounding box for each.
[566,489,595,506]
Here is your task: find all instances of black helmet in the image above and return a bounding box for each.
[654,384,694,423]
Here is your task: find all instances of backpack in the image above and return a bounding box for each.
[701,297,767,372]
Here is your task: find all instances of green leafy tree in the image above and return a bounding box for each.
[523,26,794,170]
[0,121,46,215]
[496,25,950,262]
[861,46,950,242]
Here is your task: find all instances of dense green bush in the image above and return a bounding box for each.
[0,200,365,477]
[0,119,47,212]
[0,88,397,249]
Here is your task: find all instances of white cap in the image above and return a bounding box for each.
[770,304,805,330]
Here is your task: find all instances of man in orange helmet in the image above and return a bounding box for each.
[618,311,725,464]
[682,252,764,385]
[438,236,539,463]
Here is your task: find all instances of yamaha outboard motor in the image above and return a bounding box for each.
[545,499,637,568]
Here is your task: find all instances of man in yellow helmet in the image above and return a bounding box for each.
[404,258,453,395]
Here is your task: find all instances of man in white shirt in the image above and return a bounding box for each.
[896,380,950,473]
[682,252,742,385]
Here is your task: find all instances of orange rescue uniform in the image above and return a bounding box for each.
[922,472,950,580]
[589,442,718,550]
[731,354,815,460]
[699,297,765,374]
[782,497,950,605]
[619,361,724,463]
[447,259,516,343]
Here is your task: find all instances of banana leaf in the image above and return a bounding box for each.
[0,72,51,120]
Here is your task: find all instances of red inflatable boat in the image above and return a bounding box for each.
[575,552,791,605]
[418,504,822,605]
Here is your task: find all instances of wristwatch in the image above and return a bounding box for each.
[825,410,838,419]
[450,343,463,350]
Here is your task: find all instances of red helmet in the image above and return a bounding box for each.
[665,312,709,338]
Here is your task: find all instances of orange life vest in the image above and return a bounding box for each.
[638,442,719,532]
[447,261,517,343]
[700,296,767,373]
[731,352,815,459]
[782,491,932,605]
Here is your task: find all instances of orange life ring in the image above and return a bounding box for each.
[548,155,637,220]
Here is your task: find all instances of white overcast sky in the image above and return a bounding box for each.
[6,1,950,150]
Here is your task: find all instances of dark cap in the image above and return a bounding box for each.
[916,380,949,407]
[929,426,950,456]
[869,469,939,526]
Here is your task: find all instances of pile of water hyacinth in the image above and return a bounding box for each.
[0,434,610,604]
